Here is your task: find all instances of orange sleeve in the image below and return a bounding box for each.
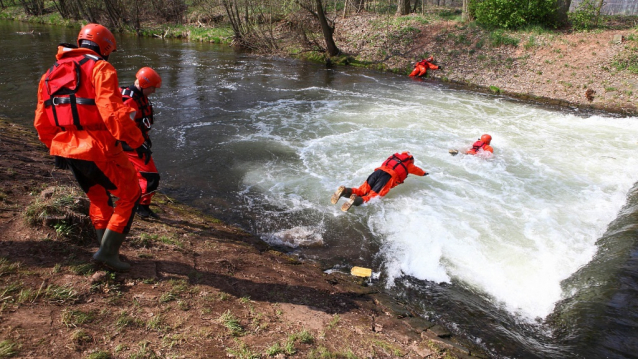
[93,62,145,149]
[33,73,58,149]
[122,96,142,122]
[484,145,494,153]
[407,163,426,176]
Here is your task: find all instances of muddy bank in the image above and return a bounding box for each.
[0,118,491,358]
[298,12,638,116]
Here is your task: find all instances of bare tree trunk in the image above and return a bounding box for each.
[555,0,572,26]
[221,0,245,40]
[462,0,471,21]
[314,0,339,55]
[396,0,410,15]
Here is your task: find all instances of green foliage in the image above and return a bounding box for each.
[569,0,604,30]
[489,85,502,94]
[489,29,520,47]
[612,49,638,74]
[470,0,559,29]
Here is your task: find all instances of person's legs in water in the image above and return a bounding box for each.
[341,170,391,212]
[330,185,353,204]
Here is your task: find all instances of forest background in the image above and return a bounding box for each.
[2,0,638,114]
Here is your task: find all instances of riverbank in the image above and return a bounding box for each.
[301,12,638,116]
[0,117,488,358]
[3,7,638,115]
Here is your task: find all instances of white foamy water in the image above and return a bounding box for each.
[228,77,638,320]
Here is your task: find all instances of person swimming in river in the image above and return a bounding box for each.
[331,152,429,212]
[449,134,494,156]
[409,56,442,77]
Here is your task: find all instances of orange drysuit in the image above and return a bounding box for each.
[409,56,441,77]
[121,85,160,206]
[466,141,493,155]
[34,46,145,233]
[351,152,427,202]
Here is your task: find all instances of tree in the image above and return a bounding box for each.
[462,0,471,21]
[555,0,572,26]
[296,0,340,56]
[396,0,410,15]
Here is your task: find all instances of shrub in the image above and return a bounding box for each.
[569,0,604,30]
[470,0,559,29]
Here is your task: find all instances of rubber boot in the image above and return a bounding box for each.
[95,228,106,246]
[93,229,131,272]
[341,194,364,212]
[331,186,353,204]
[137,204,159,219]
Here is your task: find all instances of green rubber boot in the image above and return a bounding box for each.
[95,228,105,246]
[93,229,131,272]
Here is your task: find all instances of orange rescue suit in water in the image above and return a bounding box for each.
[409,56,441,77]
[353,152,427,202]
[466,134,494,155]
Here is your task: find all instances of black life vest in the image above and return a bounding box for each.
[121,86,154,137]
[42,53,104,131]
[382,152,414,183]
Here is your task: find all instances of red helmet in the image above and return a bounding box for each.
[136,67,162,89]
[480,134,492,145]
[77,23,116,57]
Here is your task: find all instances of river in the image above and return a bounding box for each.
[2,20,637,358]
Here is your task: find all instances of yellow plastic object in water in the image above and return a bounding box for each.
[350,266,372,277]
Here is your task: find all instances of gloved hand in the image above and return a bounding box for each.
[135,141,153,165]
[423,172,429,176]
[438,66,443,70]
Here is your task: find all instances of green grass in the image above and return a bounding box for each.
[490,29,520,47]
[220,310,243,336]
[71,329,92,345]
[61,309,96,327]
[0,340,18,358]
[0,258,20,276]
[86,351,111,359]
[44,284,78,303]
[226,339,259,359]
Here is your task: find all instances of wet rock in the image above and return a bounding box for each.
[370,293,412,318]
[427,324,452,338]
[408,341,435,357]
[404,316,436,333]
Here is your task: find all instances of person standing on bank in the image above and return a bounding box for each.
[331,152,429,212]
[33,23,152,271]
[120,67,162,218]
